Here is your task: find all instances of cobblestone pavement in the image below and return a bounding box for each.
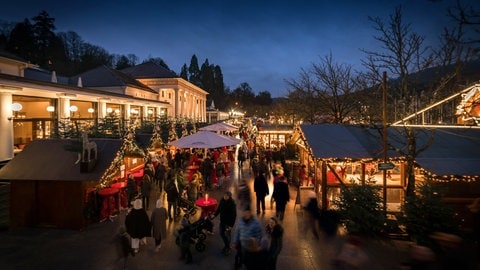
[0,163,412,270]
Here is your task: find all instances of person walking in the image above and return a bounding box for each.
[150,199,167,252]
[238,147,246,169]
[126,174,137,208]
[165,178,180,221]
[254,172,269,215]
[201,154,213,190]
[232,206,264,270]
[154,161,167,193]
[211,191,237,255]
[125,199,151,254]
[265,217,284,270]
[140,174,152,210]
[186,173,200,202]
[272,175,290,220]
[237,179,252,211]
[115,226,132,270]
[303,191,321,239]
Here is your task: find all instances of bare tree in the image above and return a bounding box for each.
[311,53,360,123]
[447,0,480,51]
[286,68,324,124]
[362,5,433,120]
[286,53,364,124]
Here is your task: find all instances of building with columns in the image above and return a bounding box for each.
[0,52,208,162]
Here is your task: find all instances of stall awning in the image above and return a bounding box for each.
[299,124,480,176]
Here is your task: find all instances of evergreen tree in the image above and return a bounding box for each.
[114,54,137,70]
[188,54,201,86]
[31,10,60,69]
[6,19,35,61]
[180,63,188,80]
[200,58,215,92]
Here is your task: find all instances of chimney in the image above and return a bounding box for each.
[77,77,83,87]
[51,71,57,83]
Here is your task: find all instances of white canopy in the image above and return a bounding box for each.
[168,131,241,149]
[199,122,239,132]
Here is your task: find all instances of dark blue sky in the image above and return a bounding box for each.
[1,0,473,97]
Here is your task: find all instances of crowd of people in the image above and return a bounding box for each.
[115,134,298,270]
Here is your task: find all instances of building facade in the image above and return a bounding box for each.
[0,53,208,162]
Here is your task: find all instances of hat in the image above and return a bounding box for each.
[133,199,142,210]
[156,199,163,208]
[225,191,232,198]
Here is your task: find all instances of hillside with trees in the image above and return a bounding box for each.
[0,11,272,113]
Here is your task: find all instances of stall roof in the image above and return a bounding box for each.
[300,124,398,160]
[405,127,480,176]
[299,124,480,176]
[0,139,123,181]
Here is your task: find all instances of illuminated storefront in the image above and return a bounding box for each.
[0,54,208,162]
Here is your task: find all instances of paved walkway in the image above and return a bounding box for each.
[0,162,411,270]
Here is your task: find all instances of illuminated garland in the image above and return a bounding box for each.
[97,126,146,189]
[149,125,165,149]
[420,166,480,183]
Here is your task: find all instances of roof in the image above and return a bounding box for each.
[404,127,480,176]
[121,61,177,79]
[299,124,480,176]
[300,124,396,160]
[25,68,70,84]
[70,65,155,93]
[0,139,123,181]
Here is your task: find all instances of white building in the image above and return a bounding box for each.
[0,52,208,162]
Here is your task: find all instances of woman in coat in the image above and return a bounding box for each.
[150,199,167,252]
[125,199,151,253]
[272,175,289,220]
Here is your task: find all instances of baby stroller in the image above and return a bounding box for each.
[178,196,198,216]
[179,215,214,252]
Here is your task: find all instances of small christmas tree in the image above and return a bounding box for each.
[168,123,178,142]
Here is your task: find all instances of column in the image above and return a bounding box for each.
[143,106,149,120]
[0,91,14,161]
[174,88,179,118]
[58,97,71,119]
[123,103,131,121]
[98,100,107,119]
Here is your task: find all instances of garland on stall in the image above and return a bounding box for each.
[149,124,165,149]
[97,127,145,189]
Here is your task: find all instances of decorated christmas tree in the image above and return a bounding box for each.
[168,123,178,142]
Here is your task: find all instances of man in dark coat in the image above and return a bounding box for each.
[165,178,180,220]
[272,176,289,220]
[201,155,213,190]
[126,174,137,208]
[140,174,152,210]
[254,172,269,214]
[211,191,237,255]
[125,199,151,254]
[154,161,167,193]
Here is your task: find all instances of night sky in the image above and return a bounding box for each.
[1,0,473,97]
